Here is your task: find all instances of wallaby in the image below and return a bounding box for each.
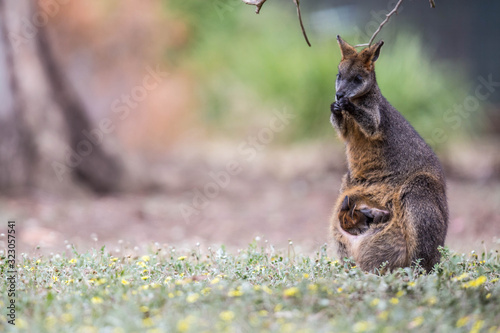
[330,36,448,272]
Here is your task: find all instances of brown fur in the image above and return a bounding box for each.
[330,36,448,272]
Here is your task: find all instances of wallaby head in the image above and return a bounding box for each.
[335,36,384,101]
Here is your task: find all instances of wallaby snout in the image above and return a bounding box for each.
[335,92,345,101]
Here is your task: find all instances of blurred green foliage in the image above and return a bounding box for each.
[167,0,471,146]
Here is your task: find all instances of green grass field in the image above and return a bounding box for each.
[1,242,499,332]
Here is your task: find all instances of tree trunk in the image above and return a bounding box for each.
[0,0,124,194]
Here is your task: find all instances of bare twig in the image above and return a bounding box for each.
[354,0,404,47]
[241,0,311,47]
[293,0,311,47]
[429,0,436,8]
[241,0,268,14]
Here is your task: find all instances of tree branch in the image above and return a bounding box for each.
[354,0,404,47]
[241,0,311,47]
[241,0,268,14]
[293,0,311,47]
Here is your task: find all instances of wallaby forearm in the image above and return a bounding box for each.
[331,98,380,138]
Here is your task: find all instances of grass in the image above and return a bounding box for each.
[1,242,499,332]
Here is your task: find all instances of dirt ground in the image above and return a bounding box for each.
[1,143,500,258]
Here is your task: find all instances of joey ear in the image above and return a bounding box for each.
[337,35,357,60]
[340,195,350,212]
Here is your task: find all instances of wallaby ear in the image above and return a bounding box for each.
[370,40,384,62]
[360,40,384,69]
[361,40,384,65]
[337,35,357,60]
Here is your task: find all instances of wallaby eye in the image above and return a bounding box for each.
[337,73,341,79]
[353,75,363,84]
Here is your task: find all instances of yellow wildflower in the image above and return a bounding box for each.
[186,293,200,303]
[228,288,243,297]
[453,273,469,281]
[409,316,424,328]
[308,284,318,292]
[427,296,437,305]
[121,279,130,285]
[283,287,299,297]
[69,258,77,264]
[471,320,484,333]
[142,318,154,327]
[16,318,28,329]
[140,306,149,312]
[61,313,73,323]
[378,311,389,321]
[177,319,189,333]
[463,276,487,288]
[177,256,187,261]
[91,297,103,304]
[389,298,399,305]
[141,276,149,281]
[337,287,343,293]
[96,278,106,286]
[52,276,58,282]
[210,277,220,285]
[370,299,380,307]
[353,321,370,332]
[141,255,150,262]
[262,286,273,295]
[219,311,235,322]
[456,316,469,328]
[45,316,57,328]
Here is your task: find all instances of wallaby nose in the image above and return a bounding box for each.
[336,92,344,101]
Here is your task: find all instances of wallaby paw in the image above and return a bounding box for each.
[331,101,342,115]
[337,97,353,112]
[359,207,391,224]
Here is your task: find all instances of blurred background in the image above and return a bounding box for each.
[0,0,499,256]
